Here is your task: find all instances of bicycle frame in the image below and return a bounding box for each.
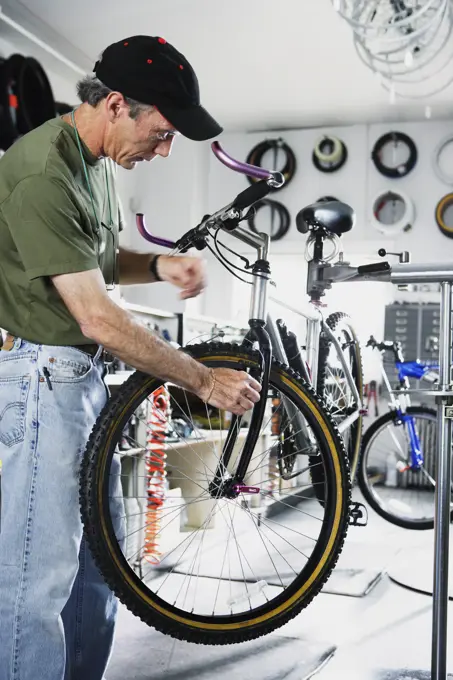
[368,339,440,472]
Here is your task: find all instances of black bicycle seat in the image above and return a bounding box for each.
[296,200,355,236]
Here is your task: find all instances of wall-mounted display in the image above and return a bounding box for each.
[312,135,348,173]
[245,138,296,191]
[432,135,453,185]
[435,193,453,238]
[246,198,290,241]
[371,131,417,178]
[371,189,415,234]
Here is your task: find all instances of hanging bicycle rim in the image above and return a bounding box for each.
[312,135,348,173]
[371,132,418,178]
[433,135,453,185]
[371,190,415,235]
[247,198,291,241]
[246,138,296,190]
[435,193,453,238]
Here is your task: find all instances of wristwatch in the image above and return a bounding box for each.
[149,255,162,281]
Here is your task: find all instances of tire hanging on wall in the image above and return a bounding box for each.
[371,131,417,178]
[4,54,56,135]
[432,135,453,185]
[312,135,348,173]
[247,198,291,241]
[435,193,453,238]
[371,189,415,235]
[245,138,296,190]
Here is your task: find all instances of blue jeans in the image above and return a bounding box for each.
[0,338,124,680]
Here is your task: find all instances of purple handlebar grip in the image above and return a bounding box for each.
[136,213,176,249]
[211,141,272,181]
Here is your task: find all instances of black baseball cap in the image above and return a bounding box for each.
[94,35,223,141]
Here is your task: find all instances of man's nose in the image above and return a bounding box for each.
[155,137,175,158]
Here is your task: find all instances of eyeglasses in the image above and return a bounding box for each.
[155,130,178,141]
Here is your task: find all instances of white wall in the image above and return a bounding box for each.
[119,136,212,316]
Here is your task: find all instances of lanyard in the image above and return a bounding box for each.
[71,109,113,230]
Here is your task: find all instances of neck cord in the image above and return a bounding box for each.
[70,109,113,229]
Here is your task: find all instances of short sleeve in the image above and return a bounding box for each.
[1,175,99,281]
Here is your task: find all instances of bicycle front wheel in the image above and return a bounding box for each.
[358,406,453,530]
[80,342,351,645]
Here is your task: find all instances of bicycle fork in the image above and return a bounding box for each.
[400,412,424,470]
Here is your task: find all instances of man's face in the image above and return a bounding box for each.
[109,105,179,169]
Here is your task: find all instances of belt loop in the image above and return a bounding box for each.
[94,345,104,361]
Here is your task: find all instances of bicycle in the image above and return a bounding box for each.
[358,335,448,530]
[79,143,365,645]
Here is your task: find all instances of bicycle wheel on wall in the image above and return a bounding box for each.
[358,406,453,530]
[80,342,351,645]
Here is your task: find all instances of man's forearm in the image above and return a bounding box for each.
[83,298,211,395]
[118,247,159,285]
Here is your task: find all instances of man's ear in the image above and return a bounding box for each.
[105,91,128,122]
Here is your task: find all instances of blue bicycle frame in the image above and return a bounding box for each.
[367,336,439,473]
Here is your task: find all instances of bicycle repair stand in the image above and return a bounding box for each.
[431,281,453,680]
[400,281,453,679]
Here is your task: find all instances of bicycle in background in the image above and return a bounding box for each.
[358,335,441,529]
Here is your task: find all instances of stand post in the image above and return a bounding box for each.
[432,281,453,680]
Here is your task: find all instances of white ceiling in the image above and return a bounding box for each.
[7,0,453,131]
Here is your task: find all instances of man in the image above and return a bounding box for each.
[0,35,261,680]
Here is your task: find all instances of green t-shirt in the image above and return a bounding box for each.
[0,117,124,346]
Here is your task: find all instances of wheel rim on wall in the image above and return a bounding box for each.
[435,193,453,238]
[371,189,415,235]
[245,138,296,190]
[371,131,418,178]
[312,135,348,173]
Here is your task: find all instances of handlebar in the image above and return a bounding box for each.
[135,141,281,253]
[211,141,285,187]
[366,335,405,361]
[136,214,176,248]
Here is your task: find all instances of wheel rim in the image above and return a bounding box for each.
[362,411,450,525]
[89,355,348,629]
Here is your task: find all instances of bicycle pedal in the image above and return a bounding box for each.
[349,501,368,527]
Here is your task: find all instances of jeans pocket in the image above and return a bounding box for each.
[0,376,30,447]
[46,353,93,383]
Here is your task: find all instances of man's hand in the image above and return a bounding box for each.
[158,255,206,299]
[197,368,262,416]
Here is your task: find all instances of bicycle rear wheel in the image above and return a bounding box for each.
[358,406,453,530]
[317,313,363,476]
[311,313,363,505]
[80,342,350,644]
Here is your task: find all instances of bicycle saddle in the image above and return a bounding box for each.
[296,200,355,236]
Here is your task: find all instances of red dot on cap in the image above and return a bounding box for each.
[158,37,166,44]
[147,59,153,64]
[124,42,129,46]
[179,64,184,70]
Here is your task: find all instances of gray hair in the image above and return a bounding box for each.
[76,75,153,120]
